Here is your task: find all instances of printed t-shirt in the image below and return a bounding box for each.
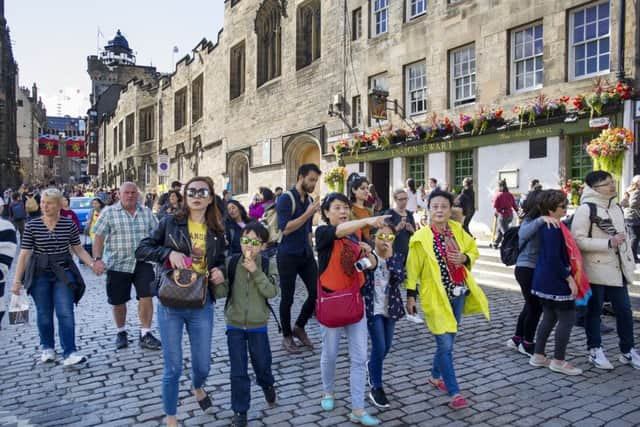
[188,219,207,274]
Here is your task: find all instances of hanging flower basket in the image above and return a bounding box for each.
[587,127,634,179]
[325,166,347,193]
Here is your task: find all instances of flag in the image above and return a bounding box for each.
[66,136,85,158]
[38,134,59,156]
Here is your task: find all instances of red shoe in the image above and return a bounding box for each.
[428,377,447,393]
[449,394,469,409]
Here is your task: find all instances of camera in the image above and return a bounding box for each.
[452,286,470,297]
[354,257,373,272]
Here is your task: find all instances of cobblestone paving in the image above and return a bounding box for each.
[1,264,639,427]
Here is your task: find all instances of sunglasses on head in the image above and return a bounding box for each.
[186,188,211,199]
[240,237,262,247]
[375,233,395,242]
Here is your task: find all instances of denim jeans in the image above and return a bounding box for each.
[321,313,367,410]
[367,315,396,389]
[157,296,214,417]
[227,329,274,413]
[585,283,635,354]
[30,270,77,357]
[432,295,466,397]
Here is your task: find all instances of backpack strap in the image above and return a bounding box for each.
[261,253,282,333]
[285,191,296,216]
[586,202,597,238]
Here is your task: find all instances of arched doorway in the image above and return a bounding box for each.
[284,135,321,191]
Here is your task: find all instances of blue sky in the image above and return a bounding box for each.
[6,0,224,117]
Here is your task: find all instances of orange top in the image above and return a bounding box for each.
[319,230,365,291]
[351,204,372,241]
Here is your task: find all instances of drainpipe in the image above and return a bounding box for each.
[616,0,626,82]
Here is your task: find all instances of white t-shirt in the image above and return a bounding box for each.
[373,257,390,317]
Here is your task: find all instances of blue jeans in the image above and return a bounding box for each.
[30,270,77,357]
[321,314,368,410]
[586,283,635,354]
[227,329,274,413]
[367,315,396,389]
[157,297,214,416]
[432,295,466,397]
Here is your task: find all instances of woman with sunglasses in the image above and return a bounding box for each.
[136,177,226,427]
[362,222,405,409]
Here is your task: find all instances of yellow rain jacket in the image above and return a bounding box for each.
[405,220,490,335]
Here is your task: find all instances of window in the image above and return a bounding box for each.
[454,150,473,186]
[407,0,426,20]
[569,1,610,79]
[113,126,117,156]
[192,75,203,123]
[139,106,154,142]
[125,113,135,147]
[352,95,362,128]
[297,0,321,70]
[118,121,124,152]
[405,61,427,116]
[144,162,151,186]
[229,152,249,195]
[256,0,283,87]
[372,0,389,37]
[407,156,425,187]
[570,135,595,180]
[174,87,187,131]
[231,0,240,6]
[352,8,362,40]
[450,44,476,106]
[529,137,547,159]
[230,42,246,99]
[511,23,543,93]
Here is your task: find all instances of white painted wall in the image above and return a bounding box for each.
[428,152,447,188]
[474,137,561,237]
[391,157,404,193]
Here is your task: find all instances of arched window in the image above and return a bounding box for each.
[228,152,249,195]
[255,0,283,86]
[296,0,321,69]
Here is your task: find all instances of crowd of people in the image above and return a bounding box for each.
[0,165,638,427]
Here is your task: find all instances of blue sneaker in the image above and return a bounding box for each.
[321,394,334,411]
[349,411,381,426]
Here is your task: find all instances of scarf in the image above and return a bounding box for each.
[560,222,592,306]
[431,225,467,284]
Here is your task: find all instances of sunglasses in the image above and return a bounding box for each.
[375,233,395,242]
[240,237,262,247]
[186,188,211,199]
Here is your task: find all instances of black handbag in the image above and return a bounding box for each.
[158,268,208,308]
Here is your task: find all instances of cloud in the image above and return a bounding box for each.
[40,88,90,118]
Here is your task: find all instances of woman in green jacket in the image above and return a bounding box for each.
[405,189,489,410]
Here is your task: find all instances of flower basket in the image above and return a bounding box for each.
[325,166,347,193]
[587,127,634,180]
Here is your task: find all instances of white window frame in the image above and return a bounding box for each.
[352,8,362,40]
[569,1,610,81]
[450,44,476,107]
[405,61,427,116]
[510,22,544,94]
[371,0,389,37]
[406,0,426,21]
[352,95,362,128]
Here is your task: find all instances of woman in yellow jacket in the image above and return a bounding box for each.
[405,189,490,409]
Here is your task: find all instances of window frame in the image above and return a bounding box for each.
[125,113,135,147]
[510,22,544,94]
[192,74,204,123]
[352,95,362,128]
[405,60,427,117]
[569,134,596,180]
[139,105,154,143]
[406,156,425,187]
[174,87,187,131]
[406,0,427,21]
[568,1,610,81]
[453,149,473,186]
[296,0,322,70]
[352,7,362,40]
[230,41,246,100]
[450,43,477,107]
[371,0,389,37]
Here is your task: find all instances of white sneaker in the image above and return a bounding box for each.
[40,349,55,363]
[619,348,640,369]
[589,347,614,370]
[506,337,519,350]
[63,352,86,366]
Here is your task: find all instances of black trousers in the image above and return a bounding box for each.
[277,252,318,337]
[514,266,543,343]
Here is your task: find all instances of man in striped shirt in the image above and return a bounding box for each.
[92,182,161,350]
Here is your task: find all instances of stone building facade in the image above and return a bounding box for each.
[96,0,639,231]
[16,83,47,183]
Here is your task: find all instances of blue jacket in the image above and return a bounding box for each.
[363,252,406,324]
[516,217,545,268]
[531,227,573,301]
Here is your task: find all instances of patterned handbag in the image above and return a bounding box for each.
[158,268,208,309]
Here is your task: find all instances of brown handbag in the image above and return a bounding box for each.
[158,268,209,309]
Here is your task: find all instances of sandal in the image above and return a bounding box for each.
[449,394,469,409]
[428,377,447,393]
[194,388,212,413]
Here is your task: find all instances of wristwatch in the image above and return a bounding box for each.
[93,256,102,261]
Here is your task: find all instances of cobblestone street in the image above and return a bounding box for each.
[1,263,639,427]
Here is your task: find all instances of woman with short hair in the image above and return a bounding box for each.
[11,188,97,366]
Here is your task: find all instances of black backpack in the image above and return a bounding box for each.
[500,202,598,266]
[226,253,281,332]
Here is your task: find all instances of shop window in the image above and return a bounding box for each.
[352,8,362,40]
[296,0,321,70]
[570,134,595,180]
[511,22,543,93]
[407,156,425,187]
[230,41,246,99]
[174,87,187,131]
[454,150,473,186]
[192,74,204,123]
[529,137,547,159]
[569,1,610,80]
[256,0,282,87]
[139,106,154,142]
[405,60,427,116]
[450,44,476,107]
[371,0,389,37]
[406,0,426,20]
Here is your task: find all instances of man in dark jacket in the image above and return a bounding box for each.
[458,177,475,237]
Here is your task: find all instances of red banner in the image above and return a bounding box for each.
[66,136,85,158]
[38,134,59,156]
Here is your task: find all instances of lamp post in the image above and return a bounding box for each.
[59,130,67,183]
